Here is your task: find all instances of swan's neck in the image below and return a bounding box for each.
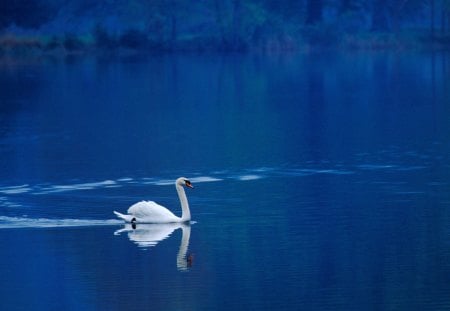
[176,184,191,222]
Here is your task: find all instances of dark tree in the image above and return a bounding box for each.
[0,0,57,29]
[214,0,227,45]
[263,0,304,20]
[340,0,359,14]
[431,0,435,37]
[231,0,244,49]
[306,0,323,25]
[169,0,178,44]
[371,0,390,31]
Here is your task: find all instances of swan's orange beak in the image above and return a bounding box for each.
[185,181,194,188]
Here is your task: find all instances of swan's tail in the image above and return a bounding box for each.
[113,211,134,223]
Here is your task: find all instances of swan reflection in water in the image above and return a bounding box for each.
[114,223,193,271]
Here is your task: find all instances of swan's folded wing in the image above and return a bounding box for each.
[127,200,176,220]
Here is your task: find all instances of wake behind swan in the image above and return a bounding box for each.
[0,216,121,229]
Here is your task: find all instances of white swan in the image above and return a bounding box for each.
[113,177,193,224]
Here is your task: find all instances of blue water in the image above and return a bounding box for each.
[1,52,450,310]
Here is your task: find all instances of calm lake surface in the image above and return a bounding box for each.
[1,51,450,310]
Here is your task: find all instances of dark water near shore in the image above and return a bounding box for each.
[1,51,450,310]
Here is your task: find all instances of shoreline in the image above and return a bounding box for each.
[1,31,449,59]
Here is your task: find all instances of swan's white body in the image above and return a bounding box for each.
[114,177,192,224]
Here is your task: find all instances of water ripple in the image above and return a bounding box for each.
[0,156,444,200]
[236,174,263,181]
[0,216,122,229]
[35,180,118,194]
[0,184,32,194]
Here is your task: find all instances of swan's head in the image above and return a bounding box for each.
[176,177,194,189]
